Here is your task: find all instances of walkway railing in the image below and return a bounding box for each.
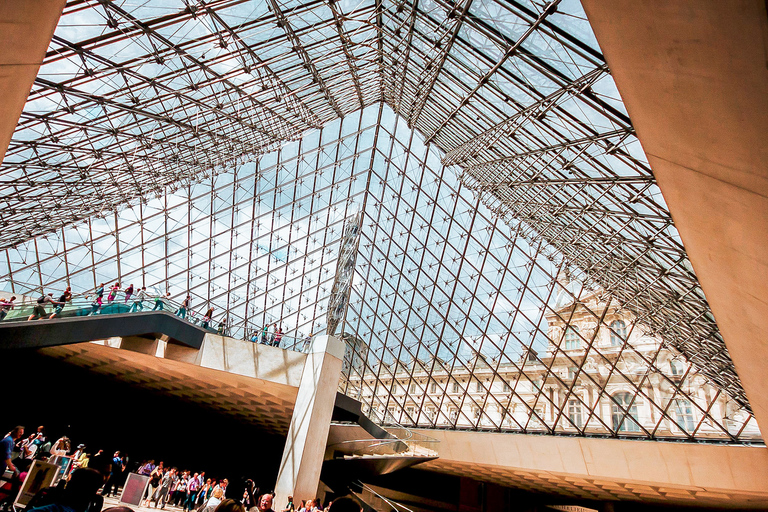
[0,292,308,353]
[328,421,439,457]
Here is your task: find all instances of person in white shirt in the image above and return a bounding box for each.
[130,286,148,312]
[0,296,16,321]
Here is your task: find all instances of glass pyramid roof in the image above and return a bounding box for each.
[0,0,758,442]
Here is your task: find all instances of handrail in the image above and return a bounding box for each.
[0,292,309,353]
[328,421,440,457]
[356,481,415,512]
[0,278,310,350]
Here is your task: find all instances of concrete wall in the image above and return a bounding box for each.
[580,0,768,436]
[418,428,768,507]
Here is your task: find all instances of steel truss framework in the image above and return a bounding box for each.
[0,0,756,441]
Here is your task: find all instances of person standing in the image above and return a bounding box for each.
[217,317,228,336]
[0,296,16,321]
[143,464,163,507]
[202,307,214,329]
[154,467,176,509]
[197,478,212,507]
[101,451,124,497]
[153,291,171,311]
[176,295,191,319]
[49,287,72,319]
[130,286,147,312]
[124,284,134,304]
[173,471,189,507]
[184,472,200,511]
[28,293,62,320]
[107,282,120,303]
[138,459,156,476]
[88,295,103,316]
[199,488,224,512]
[268,323,277,346]
[260,324,269,344]
[71,444,87,470]
[1,426,23,477]
[213,479,228,495]
[273,327,283,348]
[95,283,105,302]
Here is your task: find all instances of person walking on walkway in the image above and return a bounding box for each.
[130,286,147,312]
[0,296,16,321]
[217,317,228,336]
[49,287,72,319]
[201,307,214,329]
[124,284,134,304]
[28,293,63,320]
[95,283,105,302]
[268,323,277,345]
[107,282,120,303]
[273,327,283,348]
[153,291,171,311]
[88,295,103,316]
[176,295,191,319]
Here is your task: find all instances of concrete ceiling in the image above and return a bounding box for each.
[39,341,299,435]
[0,0,65,163]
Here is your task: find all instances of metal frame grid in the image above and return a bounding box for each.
[0,0,756,442]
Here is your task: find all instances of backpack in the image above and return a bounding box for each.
[37,295,46,304]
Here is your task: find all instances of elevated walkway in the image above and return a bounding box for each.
[0,310,206,350]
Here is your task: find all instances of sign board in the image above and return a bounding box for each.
[47,455,73,486]
[14,460,57,509]
[119,472,150,506]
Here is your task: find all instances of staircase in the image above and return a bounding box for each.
[322,418,438,510]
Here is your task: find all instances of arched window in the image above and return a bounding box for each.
[610,320,626,346]
[564,326,580,350]
[612,392,641,432]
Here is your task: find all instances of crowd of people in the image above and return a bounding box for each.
[249,324,285,347]
[0,286,303,349]
[0,284,232,336]
[2,425,361,512]
[0,285,304,349]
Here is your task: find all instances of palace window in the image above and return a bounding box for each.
[564,326,581,350]
[610,320,627,346]
[612,392,641,432]
[568,399,584,429]
[674,399,695,432]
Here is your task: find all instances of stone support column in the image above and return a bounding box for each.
[274,335,345,508]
